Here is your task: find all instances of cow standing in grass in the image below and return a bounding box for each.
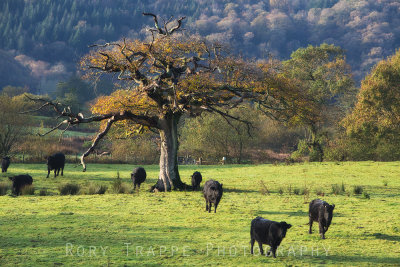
[203,180,223,213]
[250,217,292,257]
[46,153,65,178]
[2,156,10,172]
[131,167,147,190]
[309,199,335,239]
[191,171,202,191]
[9,175,33,195]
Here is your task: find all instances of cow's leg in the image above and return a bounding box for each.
[319,221,325,239]
[134,183,136,190]
[47,168,50,178]
[57,168,60,176]
[258,241,264,255]
[208,202,212,213]
[250,239,255,254]
[205,201,209,211]
[266,247,272,256]
[54,169,57,177]
[309,217,313,234]
[271,246,277,258]
[61,167,64,176]
[214,202,218,213]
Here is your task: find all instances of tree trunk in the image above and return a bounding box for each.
[151,112,187,192]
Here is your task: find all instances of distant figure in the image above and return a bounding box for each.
[308,199,335,239]
[131,167,147,190]
[46,153,65,178]
[222,156,226,165]
[2,156,10,172]
[203,180,223,213]
[191,171,202,191]
[250,217,292,257]
[9,175,33,195]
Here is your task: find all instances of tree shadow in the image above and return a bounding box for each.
[371,233,400,242]
[326,255,400,265]
[222,187,258,193]
[258,210,308,217]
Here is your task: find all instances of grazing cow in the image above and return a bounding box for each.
[8,175,33,195]
[46,153,65,178]
[2,156,10,173]
[250,217,292,257]
[203,180,223,213]
[131,167,147,190]
[308,199,335,239]
[191,171,202,191]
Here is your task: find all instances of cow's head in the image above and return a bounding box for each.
[279,221,292,238]
[46,155,55,165]
[323,203,335,227]
[3,156,10,161]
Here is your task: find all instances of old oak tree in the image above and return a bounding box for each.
[26,13,307,191]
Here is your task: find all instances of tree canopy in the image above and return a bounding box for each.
[343,48,400,142]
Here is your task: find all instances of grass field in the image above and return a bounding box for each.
[0,162,399,266]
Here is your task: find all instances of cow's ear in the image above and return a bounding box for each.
[220,183,223,187]
[287,224,292,229]
[332,204,335,210]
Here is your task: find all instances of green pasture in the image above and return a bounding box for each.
[0,162,399,266]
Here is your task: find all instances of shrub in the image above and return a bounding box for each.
[21,185,35,195]
[353,185,363,195]
[363,192,370,199]
[86,183,108,195]
[331,184,342,195]
[287,184,292,195]
[382,180,388,186]
[39,189,48,196]
[59,183,80,195]
[300,186,310,195]
[293,188,300,195]
[315,187,325,196]
[341,182,346,193]
[259,180,269,195]
[0,182,9,195]
[278,187,284,195]
[112,172,130,194]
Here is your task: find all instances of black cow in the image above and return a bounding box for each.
[131,167,147,190]
[203,179,223,213]
[2,156,10,173]
[9,175,33,195]
[250,217,292,257]
[308,199,335,239]
[191,171,202,191]
[46,153,65,178]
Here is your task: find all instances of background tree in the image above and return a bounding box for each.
[0,95,30,157]
[343,49,400,160]
[180,106,258,164]
[28,13,306,191]
[283,43,354,161]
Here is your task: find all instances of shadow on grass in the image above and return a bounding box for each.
[223,187,258,193]
[326,255,400,265]
[258,210,308,217]
[372,233,400,242]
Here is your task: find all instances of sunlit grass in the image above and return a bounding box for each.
[0,162,399,266]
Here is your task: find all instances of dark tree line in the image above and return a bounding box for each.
[1,0,400,83]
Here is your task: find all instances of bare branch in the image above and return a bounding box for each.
[143,12,165,35]
[81,116,115,171]
[168,16,186,35]
[37,120,66,137]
